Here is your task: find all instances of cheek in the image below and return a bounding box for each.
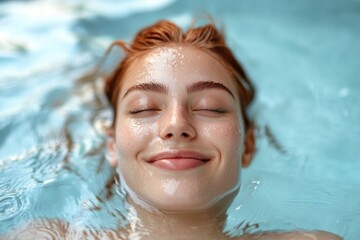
[115,118,157,159]
[202,118,243,153]
[223,120,243,175]
[201,118,243,190]
[114,119,158,192]
[219,120,243,170]
[116,119,154,142]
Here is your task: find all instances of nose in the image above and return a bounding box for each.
[159,106,196,140]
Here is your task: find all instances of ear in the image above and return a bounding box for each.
[106,129,118,167]
[241,125,256,168]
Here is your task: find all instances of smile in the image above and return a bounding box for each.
[147,150,210,170]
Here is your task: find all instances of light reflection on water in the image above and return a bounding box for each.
[1,0,360,239]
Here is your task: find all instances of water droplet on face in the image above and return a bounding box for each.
[161,179,180,195]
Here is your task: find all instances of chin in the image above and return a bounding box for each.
[120,170,241,213]
[140,185,240,213]
[152,197,216,213]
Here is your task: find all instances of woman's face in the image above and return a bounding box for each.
[108,45,253,212]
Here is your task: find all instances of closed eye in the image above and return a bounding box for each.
[129,108,161,114]
[194,108,227,113]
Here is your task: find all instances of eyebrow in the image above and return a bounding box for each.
[186,80,234,99]
[123,82,168,98]
[122,80,234,99]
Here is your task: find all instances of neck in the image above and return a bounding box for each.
[123,194,236,240]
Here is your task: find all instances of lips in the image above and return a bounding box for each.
[147,151,210,170]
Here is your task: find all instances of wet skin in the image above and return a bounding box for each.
[108,44,254,212]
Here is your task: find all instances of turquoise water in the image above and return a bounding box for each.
[1,0,359,239]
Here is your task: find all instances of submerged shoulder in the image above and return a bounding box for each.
[310,231,343,240]
[0,219,68,240]
[0,219,128,240]
[237,230,342,240]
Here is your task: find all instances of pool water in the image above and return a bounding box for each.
[1,0,359,239]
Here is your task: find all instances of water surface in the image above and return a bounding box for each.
[1,0,359,239]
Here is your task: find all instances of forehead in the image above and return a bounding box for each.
[121,45,235,88]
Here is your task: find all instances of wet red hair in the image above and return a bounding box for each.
[104,20,255,129]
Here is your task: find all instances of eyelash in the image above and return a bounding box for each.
[195,108,227,113]
[129,108,160,114]
[129,108,227,115]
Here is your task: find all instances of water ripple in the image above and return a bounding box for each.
[4,219,69,240]
[0,188,29,229]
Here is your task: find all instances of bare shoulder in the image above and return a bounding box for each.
[0,219,68,240]
[236,230,342,240]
